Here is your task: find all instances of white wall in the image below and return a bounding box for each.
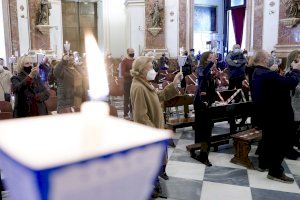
[17,0,30,56]
[165,0,179,58]
[0,1,7,61]
[262,0,280,52]
[105,0,126,57]
[49,0,63,58]
[126,3,145,56]
[193,0,224,53]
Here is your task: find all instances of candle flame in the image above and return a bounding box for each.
[85,33,109,100]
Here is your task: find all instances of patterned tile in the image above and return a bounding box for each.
[160,177,202,200]
[175,139,194,152]
[179,130,194,140]
[111,96,300,199]
[166,161,205,181]
[294,175,300,189]
[248,169,300,194]
[251,188,300,200]
[169,149,199,164]
[200,181,252,200]
[285,159,300,176]
[209,152,246,169]
[204,166,249,187]
[249,157,291,174]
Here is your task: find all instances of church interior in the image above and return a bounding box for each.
[0,0,300,199]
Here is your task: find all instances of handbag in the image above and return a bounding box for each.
[0,80,10,102]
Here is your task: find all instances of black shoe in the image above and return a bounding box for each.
[200,159,212,167]
[151,183,167,199]
[196,152,212,167]
[160,172,169,180]
[267,173,294,184]
[255,166,268,172]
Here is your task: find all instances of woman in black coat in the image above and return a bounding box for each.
[193,51,218,166]
[11,56,49,118]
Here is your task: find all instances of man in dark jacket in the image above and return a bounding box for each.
[226,44,247,90]
[11,56,49,117]
[251,50,300,183]
[121,48,135,118]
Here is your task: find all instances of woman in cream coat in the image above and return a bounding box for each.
[130,56,182,198]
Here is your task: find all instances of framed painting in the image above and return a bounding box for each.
[194,5,217,32]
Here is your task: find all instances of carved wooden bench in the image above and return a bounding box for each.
[164,95,194,132]
[230,129,262,169]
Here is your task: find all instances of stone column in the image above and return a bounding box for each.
[275,0,300,58]
[28,0,50,50]
[245,0,253,51]
[253,0,264,51]
[178,0,187,50]
[8,0,19,56]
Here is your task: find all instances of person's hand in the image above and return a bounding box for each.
[242,79,249,88]
[270,64,278,71]
[209,54,218,64]
[28,66,38,78]
[173,72,183,85]
[291,61,300,70]
[62,54,70,61]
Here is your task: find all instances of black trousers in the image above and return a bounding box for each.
[228,76,244,90]
[258,125,292,176]
[194,102,213,144]
[123,79,132,117]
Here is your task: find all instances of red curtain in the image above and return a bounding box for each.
[231,7,246,46]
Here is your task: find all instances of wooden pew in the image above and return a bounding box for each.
[163,95,195,132]
[230,129,262,169]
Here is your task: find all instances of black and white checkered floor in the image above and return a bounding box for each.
[110,96,300,200]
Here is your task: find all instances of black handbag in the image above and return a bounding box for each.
[4,93,10,102]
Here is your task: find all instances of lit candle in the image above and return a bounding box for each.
[81,32,110,151]
[84,33,109,101]
[64,41,71,55]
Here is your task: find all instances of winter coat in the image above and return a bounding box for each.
[194,62,217,143]
[0,69,12,101]
[11,71,49,118]
[251,65,300,128]
[54,60,86,112]
[194,62,217,106]
[226,51,247,79]
[292,83,300,121]
[130,77,179,129]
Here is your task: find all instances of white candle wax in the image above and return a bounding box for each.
[81,101,109,154]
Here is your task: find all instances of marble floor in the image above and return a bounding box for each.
[110,96,300,200]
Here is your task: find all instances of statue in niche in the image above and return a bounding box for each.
[150,0,163,28]
[38,0,52,25]
[284,0,299,18]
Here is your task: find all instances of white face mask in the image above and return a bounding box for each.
[146,69,157,81]
[233,49,241,53]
